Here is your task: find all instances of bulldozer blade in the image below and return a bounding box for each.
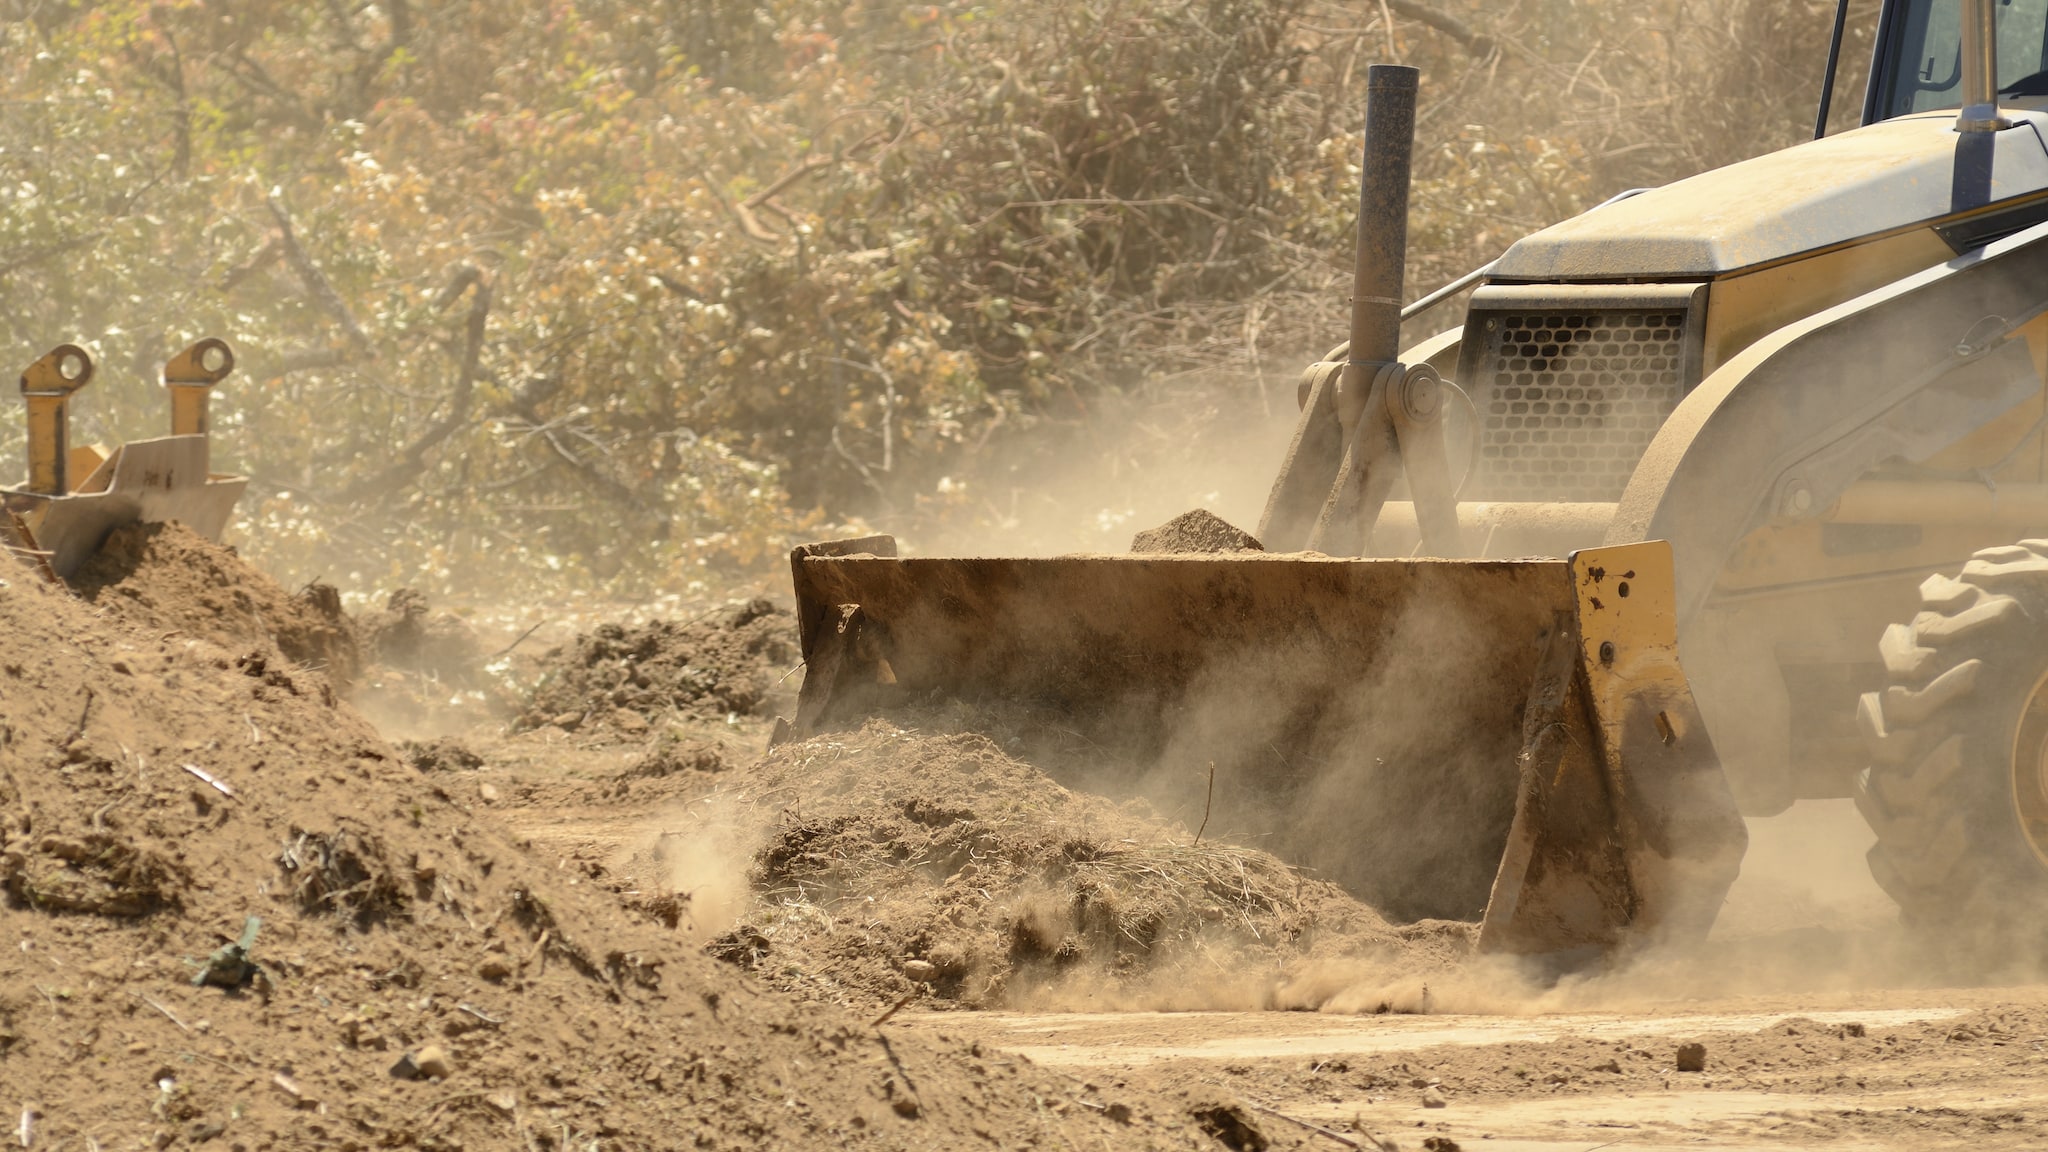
[11,436,248,579]
[1476,542,1747,959]
[786,536,1745,959]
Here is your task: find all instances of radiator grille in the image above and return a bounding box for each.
[1469,308,1689,501]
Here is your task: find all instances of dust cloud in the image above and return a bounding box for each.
[642,796,758,937]
[901,377,1297,558]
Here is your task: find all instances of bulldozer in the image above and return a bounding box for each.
[785,0,2048,962]
[4,340,246,579]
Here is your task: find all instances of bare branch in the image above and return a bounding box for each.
[266,193,371,352]
[337,265,490,501]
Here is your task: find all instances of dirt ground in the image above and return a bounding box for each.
[18,526,2048,1151]
[458,608,2048,1151]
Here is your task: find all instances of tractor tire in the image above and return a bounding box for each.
[1857,540,2048,952]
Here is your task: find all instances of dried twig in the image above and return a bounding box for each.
[1193,760,1216,847]
[487,620,548,661]
[869,992,914,1028]
[129,992,191,1033]
[58,687,95,749]
[1242,1100,1386,1150]
[181,764,236,799]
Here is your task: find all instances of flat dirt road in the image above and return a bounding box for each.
[880,804,2048,1151]
[893,990,2048,1150]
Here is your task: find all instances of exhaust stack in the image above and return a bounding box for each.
[1349,64,1418,370]
[1959,0,2010,132]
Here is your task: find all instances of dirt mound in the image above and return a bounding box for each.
[518,599,798,737]
[1131,509,1263,554]
[696,724,1465,1012]
[399,737,486,772]
[0,563,1223,1149]
[68,520,360,686]
[359,588,485,684]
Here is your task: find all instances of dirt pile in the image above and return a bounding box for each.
[517,599,798,738]
[348,588,509,738]
[0,563,1229,1150]
[69,520,360,687]
[358,589,485,684]
[694,723,1468,1013]
[1130,509,1264,554]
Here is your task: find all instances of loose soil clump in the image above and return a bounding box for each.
[518,599,798,738]
[703,723,1465,1012]
[0,557,1224,1150]
[1131,509,1264,554]
[68,520,360,686]
[358,588,485,686]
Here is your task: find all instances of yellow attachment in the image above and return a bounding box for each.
[18,344,94,495]
[163,337,234,440]
[65,445,108,493]
[785,535,1747,960]
[1478,542,1747,956]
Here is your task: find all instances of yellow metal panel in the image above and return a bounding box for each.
[1701,229,1954,376]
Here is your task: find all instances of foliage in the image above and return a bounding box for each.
[0,0,1842,596]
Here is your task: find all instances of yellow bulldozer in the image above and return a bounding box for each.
[788,0,2048,963]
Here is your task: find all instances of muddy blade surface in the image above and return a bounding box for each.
[792,548,1570,923]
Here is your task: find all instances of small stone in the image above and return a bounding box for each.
[1421,1085,1448,1108]
[614,709,649,734]
[414,1044,454,1079]
[487,1092,517,1115]
[478,958,512,983]
[478,783,500,804]
[1675,1042,1707,1073]
[1841,1022,1867,1038]
[901,960,936,982]
[549,711,584,731]
[891,1096,921,1118]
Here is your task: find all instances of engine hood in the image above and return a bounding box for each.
[1491,111,2048,281]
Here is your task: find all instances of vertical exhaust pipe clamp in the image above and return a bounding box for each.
[1959,0,2011,133]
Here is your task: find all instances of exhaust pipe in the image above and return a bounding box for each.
[1959,0,2010,132]
[1348,64,1418,369]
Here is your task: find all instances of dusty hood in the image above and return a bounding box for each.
[1492,111,2048,280]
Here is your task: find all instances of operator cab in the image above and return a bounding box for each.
[1869,0,2048,121]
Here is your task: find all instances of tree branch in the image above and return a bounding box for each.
[267,193,371,352]
[336,265,490,501]
[1385,1,1497,56]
